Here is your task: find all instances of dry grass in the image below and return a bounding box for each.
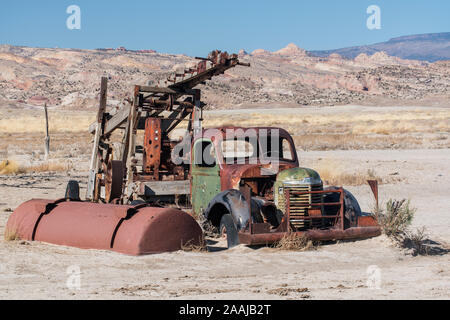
[4,228,21,242]
[293,133,426,151]
[21,161,72,173]
[1,107,448,154]
[0,110,94,133]
[203,109,450,133]
[201,108,450,151]
[311,158,381,186]
[267,287,309,296]
[181,238,207,253]
[198,215,220,238]
[0,160,72,175]
[0,160,20,174]
[272,233,316,251]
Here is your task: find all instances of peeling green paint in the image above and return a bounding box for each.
[191,138,221,216]
[274,167,322,209]
[276,167,321,182]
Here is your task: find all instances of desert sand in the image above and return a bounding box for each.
[0,106,448,300]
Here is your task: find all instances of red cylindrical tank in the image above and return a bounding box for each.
[6,199,203,255]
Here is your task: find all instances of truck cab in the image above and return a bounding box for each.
[191,126,340,242]
[191,126,300,214]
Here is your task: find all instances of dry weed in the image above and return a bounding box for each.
[0,160,20,174]
[203,109,450,135]
[21,161,72,173]
[0,113,94,133]
[267,287,309,296]
[372,200,442,256]
[0,159,72,175]
[199,216,220,239]
[312,159,382,186]
[181,238,207,253]
[375,199,415,238]
[273,233,316,251]
[4,228,21,241]
[401,227,430,256]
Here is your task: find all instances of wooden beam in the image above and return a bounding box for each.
[97,77,108,123]
[88,104,131,135]
[138,85,197,96]
[103,105,130,135]
[86,77,108,200]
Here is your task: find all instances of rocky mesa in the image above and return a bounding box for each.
[0,43,449,110]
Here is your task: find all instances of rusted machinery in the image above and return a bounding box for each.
[85,50,249,205]
[5,50,245,255]
[6,49,381,253]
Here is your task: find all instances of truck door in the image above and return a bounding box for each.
[191,138,221,216]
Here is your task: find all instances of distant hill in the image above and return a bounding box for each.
[0,42,449,109]
[311,32,450,62]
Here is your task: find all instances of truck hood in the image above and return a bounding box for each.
[222,162,297,190]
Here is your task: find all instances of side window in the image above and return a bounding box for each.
[260,135,294,161]
[194,140,216,167]
[281,138,294,161]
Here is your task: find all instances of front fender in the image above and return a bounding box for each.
[204,189,250,231]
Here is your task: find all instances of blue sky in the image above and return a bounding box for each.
[0,0,448,56]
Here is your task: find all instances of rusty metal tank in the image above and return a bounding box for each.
[5,199,203,255]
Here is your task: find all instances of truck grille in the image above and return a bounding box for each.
[279,184,323,230]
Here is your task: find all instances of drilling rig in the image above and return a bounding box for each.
[86,50,249,206]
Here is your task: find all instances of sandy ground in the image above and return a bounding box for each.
[0,148,449,300]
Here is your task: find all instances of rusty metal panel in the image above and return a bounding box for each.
[143,118,162,178]
[367,180,379,208]
[250,223,271,234]
[357,215,379,227]
[238,227,381,245]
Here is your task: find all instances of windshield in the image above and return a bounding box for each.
[221,139,257,163]
[219,133,295,164]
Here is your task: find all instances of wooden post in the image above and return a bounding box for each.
[44,104,50,160]
[86,77,108,201]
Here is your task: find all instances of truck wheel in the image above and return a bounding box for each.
[342,190,361,228]
[65,180,80,201]
[219,214,239,249]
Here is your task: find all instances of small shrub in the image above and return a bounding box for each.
[374,200,444,256]
[375,199,415,238]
